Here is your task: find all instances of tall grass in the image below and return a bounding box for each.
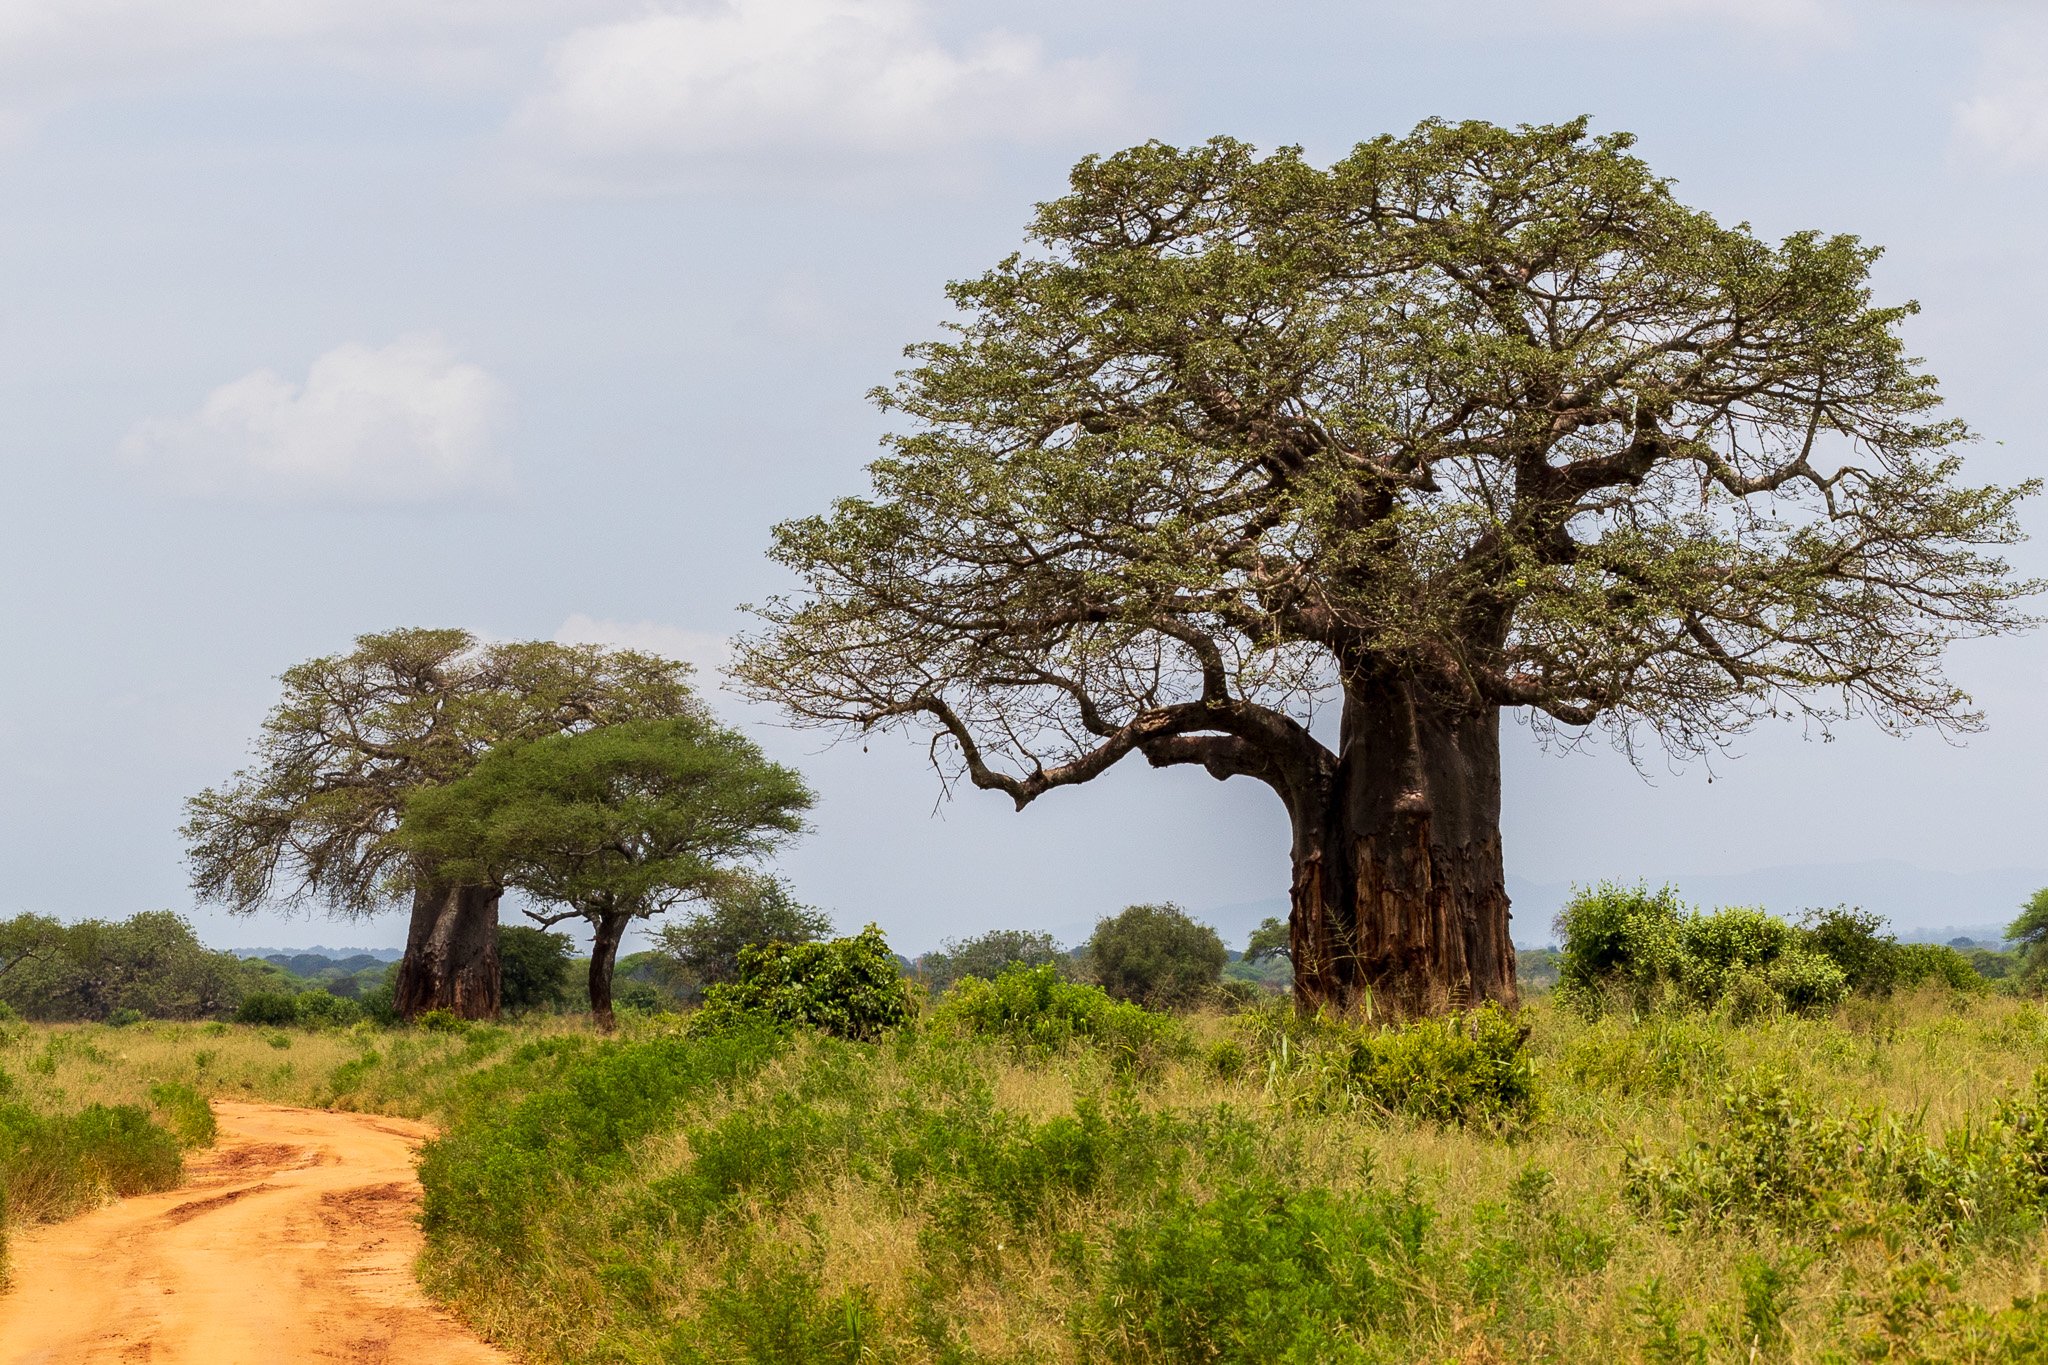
[402,987,2048,1363]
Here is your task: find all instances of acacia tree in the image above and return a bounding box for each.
[733,120,2039,1016]
[184,629,696,1020]
[398,717,814,1030]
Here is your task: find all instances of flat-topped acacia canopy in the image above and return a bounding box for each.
[734,119,2038,1015]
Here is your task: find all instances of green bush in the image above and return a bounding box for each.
[1894,942,1986,994]
[917,928,1068,992]
[1322,1004,1539,1129]
[1080,1181,1434,1363]
[290,989,364,1027]
[1557,885,1934,1019]
[234,991,301,1026]
[147,1082,216,1148]
[1623,1068,2048,1241]
[1085,902,1227,1009]
[687,925,914,1041]
[932,964,1185,1066]
[498,925,573,1014]
[0,1101,184,1225]
[418,1028,782,1252]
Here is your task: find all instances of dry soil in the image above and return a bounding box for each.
[0,1100,511,1365]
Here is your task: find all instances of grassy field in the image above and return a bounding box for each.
[9,981,2048,1363]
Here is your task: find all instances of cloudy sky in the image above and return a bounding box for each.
[2,0,2044,954]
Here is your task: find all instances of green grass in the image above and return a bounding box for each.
[10,984,2048,1362]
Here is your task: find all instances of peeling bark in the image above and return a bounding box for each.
[393,883,503,1021]
[1288,675,1517,1018]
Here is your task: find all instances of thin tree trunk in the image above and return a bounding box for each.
[588,909,631,1034]
[1288,673,1517,1018]
[394,883,503,1021]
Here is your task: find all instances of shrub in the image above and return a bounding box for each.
[1894,943,1986,994]
[498,925,573,1014]
[233,991,301,1026]
[1321,1004,1539,1129]
[688,925,914,1041]
[147,1082,216,1148]
[917,928,1067,992]
[653,877,831,993]
[0,1101,184,1225]
[1800,906,1901,994]
[932,964,1185,1066]
[290,989,364,1027]
[2012,887,2048,982]
[1080,1181,1434,1363]
[418,1028,782,1251]
[1085,903,1227,1008]
[1555,882,1688,1008]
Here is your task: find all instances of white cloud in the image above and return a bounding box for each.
[509,0,1129,187]
[120,335,510,503]
[1956,24,2048,165]
[555,614,732,678]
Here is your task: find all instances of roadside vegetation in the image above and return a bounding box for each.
[6,882,2047,1360]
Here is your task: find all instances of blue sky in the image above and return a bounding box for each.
[2,0,2043,954]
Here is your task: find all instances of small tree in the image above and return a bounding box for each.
[1086,903,1226,1008]
[2012,888,2048,982]
[652,877,832,994]
[1245,917,1291,966]
[399,718,814,1031]
[920,929,1067,991]
[0,912,249,1022]
[498,925,573,1014]
[185,629,696,1020]
[733,120,2039,1016]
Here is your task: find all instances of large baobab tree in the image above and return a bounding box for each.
[184,628,697,1019]
[732,119,2038,1017]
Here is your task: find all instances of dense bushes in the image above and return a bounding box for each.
[0,911,262,1022]
[932,963,1185,1065]
[916,928,1068,992]
[1247,1003,1540,1129]
[686,925,914,1041]
[1624,1067,2048,1243]
[1556,885,1989,1019]
[234,988,363,1028]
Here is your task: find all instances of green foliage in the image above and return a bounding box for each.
[0,911,255,1022]
[147,1082,216,1148]
[1550,884,1948,1019]
[234,991,300,1026]
[931,964,1185,1067]
[2014,887,2048,980]
[497,925,573,1014]
[399,720,813,1000]
[1244,916,1290,965]
[1311,1005,1539,1130]
[0,1100,184,1227]
[185,628,701,919]
[418,1028,783,1252]
[1623,1068,2048,1241]
[688,926,914,1041]
[1079,1182,1432,1363]
[652,877,831,992]
[1085,903,1227,1009]
[916,928,1067,992]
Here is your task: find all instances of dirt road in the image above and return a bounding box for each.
[0,1100,512,1365]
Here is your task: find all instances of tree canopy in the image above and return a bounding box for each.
[733,119,2038,1013]
[397,716,814,1027]
[186,629,700,919]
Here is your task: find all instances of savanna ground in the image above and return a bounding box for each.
[5,976,2048,1364]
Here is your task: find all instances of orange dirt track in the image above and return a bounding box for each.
[0,1100,511,1365]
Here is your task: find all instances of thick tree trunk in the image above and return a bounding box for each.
[394,883,503,1021]
[1289,674,1517,1018]
[588,910,631,1034]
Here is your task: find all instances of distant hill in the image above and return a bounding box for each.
[233,946,404,963]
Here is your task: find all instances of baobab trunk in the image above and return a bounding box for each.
[394,883,503,1021]
[1289,675,1517,1018]
[587,909,632,1034]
